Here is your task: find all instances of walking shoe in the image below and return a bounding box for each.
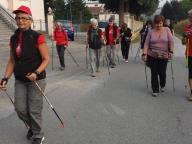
[96,69,100,73]
[111,63,116,68]
[26,129,33,140]
[152,93,158,97]
[187,96,192,101]
[125,60,128,63]
[91,73,96,77]
[160,87,165,92]
[60,67,65,71]
[32,137,45,144]
[111,65,115,68]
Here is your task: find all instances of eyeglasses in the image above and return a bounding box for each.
[15,16,31,21]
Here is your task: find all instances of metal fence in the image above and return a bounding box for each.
[32,19,47,32]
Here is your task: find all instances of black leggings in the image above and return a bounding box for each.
[121,42,130,60]
[56,45,66,67]
[147,56,168,93]
[188,57,192,78]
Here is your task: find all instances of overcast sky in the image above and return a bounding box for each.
[159,0,171,7]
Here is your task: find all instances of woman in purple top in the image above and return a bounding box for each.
[142,15,174,97]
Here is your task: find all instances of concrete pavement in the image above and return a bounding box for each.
[0,35,192,144]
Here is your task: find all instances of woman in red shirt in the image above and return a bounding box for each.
[53,22,68,70]
[182,10,192,101]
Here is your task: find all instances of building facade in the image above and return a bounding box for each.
[0,0,46,31]
[85,0,104,18]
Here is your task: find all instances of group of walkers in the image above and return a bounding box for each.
[86,16,132,77]
[0,4,192,144]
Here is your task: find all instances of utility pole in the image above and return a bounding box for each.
[70,0,72,21]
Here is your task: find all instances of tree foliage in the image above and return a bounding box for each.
[54,0,66,20]
[44,0,55,18]
[99,0,159,16]
[65,0,92,23]
[129,0,159,16]
[161,0,192,22]
[44,0,92,23]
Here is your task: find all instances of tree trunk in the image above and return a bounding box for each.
[119,0,124,26]
[119,0,129,26]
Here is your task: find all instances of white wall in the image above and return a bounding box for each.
[0,0,9,9]
[13,0,45,31]
[0,0,46,31]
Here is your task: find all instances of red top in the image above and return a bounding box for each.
[54,29,68,46]
[184,24,192,56]
[108,25,120,45]
[109,26,114,45]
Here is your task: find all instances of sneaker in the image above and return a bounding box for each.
[26,129,33,140]
[96,69,100,73]
[152,93,158,97]
[60,67,65,71]
[32,137,45,144]
[187,96,192,101]
[111,63,116,68]
[125,60,128,63]
[160,87,165,92]
[91,73,96,77]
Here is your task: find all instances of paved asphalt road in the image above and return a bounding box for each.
[0,35,192,144]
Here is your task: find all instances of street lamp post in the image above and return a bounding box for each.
[70,1,72,21]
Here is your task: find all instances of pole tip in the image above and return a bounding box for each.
[60,124,64,128]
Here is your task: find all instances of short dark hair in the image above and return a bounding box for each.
[154,15,165,24]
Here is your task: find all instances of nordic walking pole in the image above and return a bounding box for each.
[86,46,88,69]
[170,59,175,92]
[104,45,110,75]
[66,48,79,67]
[116,54,120,65]
[130,40,133,56]
[134,46,141,61]
[144,62,149,89]
[33,81,64,128]
[105,56,110,75]
[51,38,54,71]
[185,39,189,89]
[115,41,120,65]
[4,91,14,104]
[3,91,29,128]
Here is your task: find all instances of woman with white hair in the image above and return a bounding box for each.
[0,5,49,144]
[86,18,104,77]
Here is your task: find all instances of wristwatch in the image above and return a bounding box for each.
[34,71,40,78]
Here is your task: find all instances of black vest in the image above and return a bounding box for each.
[105,25,117,45]
[10,29,46,82]
[88,28,102,49]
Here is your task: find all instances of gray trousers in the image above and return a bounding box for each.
[14,79,46,139]
[106,45,116,64]
[89,48,101,74]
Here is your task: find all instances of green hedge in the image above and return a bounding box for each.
[174,19,189,38]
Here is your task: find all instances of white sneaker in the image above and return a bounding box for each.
[125,60,128,63]
[152,93,158,97]
[160,87,165,92]
[32,136,44,144]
